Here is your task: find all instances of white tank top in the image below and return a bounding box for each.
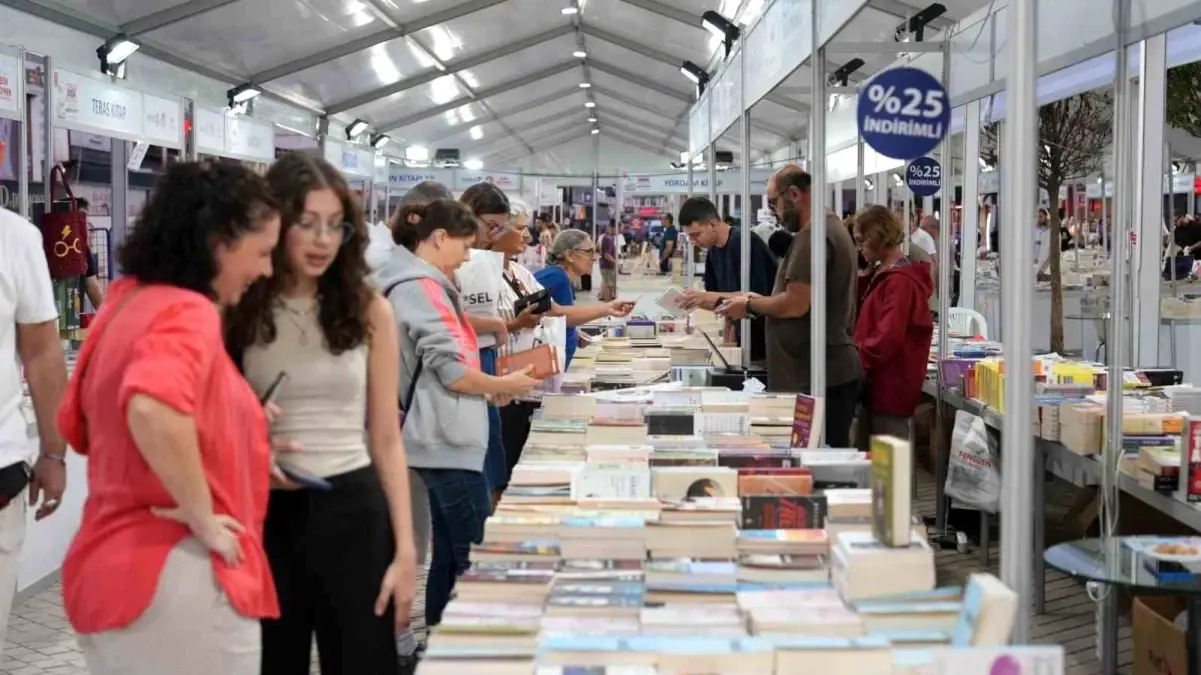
[243,296,371,479]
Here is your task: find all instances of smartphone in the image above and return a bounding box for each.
[279,465,334,491]
[259,371,288,406]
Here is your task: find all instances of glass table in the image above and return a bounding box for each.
[1045,537,1201,675]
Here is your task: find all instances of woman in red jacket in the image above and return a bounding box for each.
[852,206,934,451]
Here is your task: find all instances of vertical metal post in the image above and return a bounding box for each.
[591,131,599,241]
[1100,2,1132,669]
[16,50,28,221]
[856,137,865,211]
[833,180,844,218]
[687,162,694,197]
[1000,0,1036,645]
[739,51,752,368]
[184,99,198,162]
[42,55,53,211]
[904,186,912,254]
[707,145,717,204]
[937,38,953,387]
[809,1,827,398]
[110,140,129,270]
[961,99,982,309]
[1134,34,1167,368]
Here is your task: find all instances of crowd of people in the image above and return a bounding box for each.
[0,154,950,675]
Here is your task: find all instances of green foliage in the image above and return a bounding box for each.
[1167,63,1201,138]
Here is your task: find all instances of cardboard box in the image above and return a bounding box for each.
[1133,596,1186,675]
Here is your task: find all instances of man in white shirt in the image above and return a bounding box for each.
[1033,208,1053,278]
[0,209,68,657]
[910,215,938,258]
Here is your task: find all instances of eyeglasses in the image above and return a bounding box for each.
[574,247,596,256]
[296,216,352,243]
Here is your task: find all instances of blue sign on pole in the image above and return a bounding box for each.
[856,67,949,161]
[906,157,942,197]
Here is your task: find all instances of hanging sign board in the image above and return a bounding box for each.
[142,93,182,148]
[905,158,942,197]
[621,169,773,194]
[323,139,344,168]
[340,147,374,178]
[0,50,23,121]
[688,92,709,159]
[455,170,521,191]
[389,167,455,191]
[742,0,811,113]
[194,108,226,155]
[224,116,275,163]
[126,141,150,171]
[709,49,742,139]
[856,66,949,160]
[53,69,143,140]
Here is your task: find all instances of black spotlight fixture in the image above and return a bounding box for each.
[894,3,947,42]
[346,119,369,139]
[827,58,866,87]
[97,34,138,78]
[701,10,741,58]
[679,61,711,97]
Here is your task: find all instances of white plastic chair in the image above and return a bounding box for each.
[947,307,989,339]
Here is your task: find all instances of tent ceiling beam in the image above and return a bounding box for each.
[587,60,691,103]
[614,0,702,29]
[0,0,326,115]
[597,108,676,138]
[326,24,575,116]
[424,86,583,145]
[600,118,673,147]
[477,115,588,157]
[483,122,586,161]
[377,60,579,133]
[602,129,678,158]
[121,0,239,35]
[248,0,507,85]
[492,131,589,166]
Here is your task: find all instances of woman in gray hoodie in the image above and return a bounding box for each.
[376,198,540,628]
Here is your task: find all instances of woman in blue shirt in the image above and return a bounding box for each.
[535,229,634,368]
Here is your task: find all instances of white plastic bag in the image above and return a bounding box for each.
[945,409,1002,512]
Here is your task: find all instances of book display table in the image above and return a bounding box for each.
[1045,537,1201,675]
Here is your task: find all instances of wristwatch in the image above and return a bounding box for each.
[745,296,760,320]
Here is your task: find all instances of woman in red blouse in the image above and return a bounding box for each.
[56,162,282,675]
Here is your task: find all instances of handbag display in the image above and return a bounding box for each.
[36,165,90,279]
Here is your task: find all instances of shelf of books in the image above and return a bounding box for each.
[416,322,1065,675]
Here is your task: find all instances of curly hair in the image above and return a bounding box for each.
[394,199,479,251]
[225,152,373,356]
[119,161,278,296]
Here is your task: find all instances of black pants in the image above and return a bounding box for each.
[261,466,399,675]
[499,401,537,480]
[825,379,860,448]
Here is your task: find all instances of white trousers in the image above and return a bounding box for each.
[77,537,261,675]
[0,490,27,669]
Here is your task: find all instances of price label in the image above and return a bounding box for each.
[905,157,942,197]
[856,66,949,160]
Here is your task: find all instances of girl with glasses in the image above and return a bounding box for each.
[225,153,417,675]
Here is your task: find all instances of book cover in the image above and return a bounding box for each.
[1186,419,1201,502]
[498,344,561,379]
[718,449,799,469]
[790,394,826,449]
[870,435,912,547]
[740,495,828,529]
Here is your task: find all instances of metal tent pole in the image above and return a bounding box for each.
[809,0,827,400]
[856,136,865,211]
[16,49,28,221]
[1000,0,1037,645]
[1134,34,1167,368]
[740,53,752,368]
[961,99,982,309]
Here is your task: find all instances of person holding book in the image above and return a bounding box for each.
[850,206,934,451]
[379,198,541,629]
[491,206,552,485]
[224,153,417,674]
[534,230,636,369]
[676,196,777,364]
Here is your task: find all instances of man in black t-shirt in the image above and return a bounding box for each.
[676,196,777,363]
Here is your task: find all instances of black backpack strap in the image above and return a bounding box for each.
[385,280,422,413]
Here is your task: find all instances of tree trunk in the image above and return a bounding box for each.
[1048,180,1065,354]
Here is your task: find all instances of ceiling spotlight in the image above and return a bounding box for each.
[893,3,947,42]
[588,116,597,123]
[864,178,875,191]
[579,82,591,88]
[591,128,600,135]
[701,10,740,57]
[679,61,710,96]
[827,58,866,87]
[585,101,596,108]
[346,119,369,139]
[464,159,484,171]
[228,83,262,106]
[560,2,579,15]
[370,134,390,149]
[97,34,139,77]
[405,146,430,163]
[573,49,587,58]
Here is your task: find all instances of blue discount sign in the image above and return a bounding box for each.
[857,67,949,161]
[906,157,942,197]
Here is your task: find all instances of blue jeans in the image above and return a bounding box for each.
[416,468,491,627]
[478,347,507,492]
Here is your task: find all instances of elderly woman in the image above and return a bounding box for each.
[851,206,934,451]
[534,229,635,369]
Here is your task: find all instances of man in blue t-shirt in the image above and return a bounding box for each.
[659,213,678,275]
[677,196,777,363]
